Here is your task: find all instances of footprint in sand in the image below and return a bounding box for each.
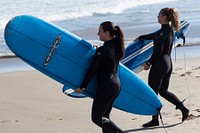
[194,109,200,112]
[186,109,200,121]
[186,71,192,75]
[187,114,200,120]
[132,118,137,120]
[174,67,183,71]
[180,71,192,77]
[46,118,63,121]
[194,66,200,70]
[1,120,11,123]
[1,120,19,123]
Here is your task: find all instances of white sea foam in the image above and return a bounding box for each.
[0,0,178,29]
[1,0,200,58]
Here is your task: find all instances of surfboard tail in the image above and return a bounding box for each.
[62,86,87,98]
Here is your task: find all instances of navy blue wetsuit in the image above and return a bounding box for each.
[80,39,124,133]
[139,24,182,107]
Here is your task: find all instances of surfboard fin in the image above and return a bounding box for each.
[62,86,87,98]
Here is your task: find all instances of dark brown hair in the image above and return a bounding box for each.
[100,21,125,60]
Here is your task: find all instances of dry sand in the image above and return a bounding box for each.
[0,57,200,133]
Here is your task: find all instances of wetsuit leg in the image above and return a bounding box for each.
[149,60,182,107]
[102,102,113,133]
[91,76,124,133]
[159,66,182,106]
[148,64,164,94]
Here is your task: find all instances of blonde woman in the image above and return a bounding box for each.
[135,8,189,127]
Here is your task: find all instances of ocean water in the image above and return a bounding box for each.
[1,0,200,57]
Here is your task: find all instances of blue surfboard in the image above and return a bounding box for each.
[121,21,190,73]
[4,15,162,115]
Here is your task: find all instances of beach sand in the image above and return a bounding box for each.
[0,56,200,133]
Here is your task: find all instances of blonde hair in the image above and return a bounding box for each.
[160,8,180,31]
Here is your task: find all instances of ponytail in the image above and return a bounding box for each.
[114,25,125,60]
[100,21,125,60]
[169,8,180,31]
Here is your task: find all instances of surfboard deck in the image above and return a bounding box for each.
[4,15,162,115]
[121,21,190,73]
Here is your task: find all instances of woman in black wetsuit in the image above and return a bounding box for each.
[135,8,189,127]
[75,21,125,133]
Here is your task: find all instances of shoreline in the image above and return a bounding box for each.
[0,57,33,73]
[1,43,200,74]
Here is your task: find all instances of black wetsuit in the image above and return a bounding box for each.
[139,24,182,108]
[80,39,124,133]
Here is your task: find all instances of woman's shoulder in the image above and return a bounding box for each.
[96,45,113,56]
[159,27,173,36]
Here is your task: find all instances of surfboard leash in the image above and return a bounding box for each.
[158,112,168,133]
[156,107,169,133]
[181,43,191,110]
[181,22,191,110]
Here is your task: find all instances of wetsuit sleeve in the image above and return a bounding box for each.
[139,32,156,40]
[79,51,105,89]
